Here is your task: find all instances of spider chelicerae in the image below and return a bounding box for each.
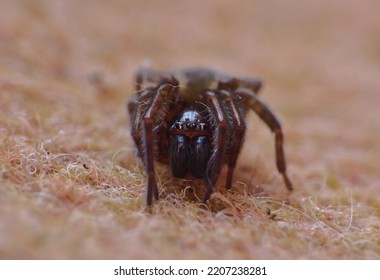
[127,67,293,205]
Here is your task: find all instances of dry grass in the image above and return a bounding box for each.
[1,0,379,259]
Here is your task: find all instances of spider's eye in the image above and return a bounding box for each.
[186,122,197,129]
[175,122,184,130]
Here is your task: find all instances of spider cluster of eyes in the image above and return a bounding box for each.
[173,118,207,131]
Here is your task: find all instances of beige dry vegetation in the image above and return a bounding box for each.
[1,0,379,259]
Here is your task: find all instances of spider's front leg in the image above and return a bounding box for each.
[201,91,228,202]
[219,90,246,189]
[141,83,175,205]
[236,88,293,191]
[127,89,155,159]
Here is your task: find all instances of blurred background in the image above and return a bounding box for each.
[2,0,379,120]
[1,0,379,259]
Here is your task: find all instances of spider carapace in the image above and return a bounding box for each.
[127,67,293,206]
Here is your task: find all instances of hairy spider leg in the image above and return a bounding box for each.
[127,99,141,157]
[127,89,156,159]
[135,68,177,91]
[201,91,228,202]
[141,84,175,205]
[218,76,263,95]
[235,77,263,93]
[127,88,159,204]
[142,84,174,205]
[235,88,293,191]
[219,90,247,189]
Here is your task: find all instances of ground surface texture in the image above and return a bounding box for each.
[1,0,379,259]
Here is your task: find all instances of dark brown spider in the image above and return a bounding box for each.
[127,67,293,206]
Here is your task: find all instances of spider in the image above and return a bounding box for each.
[127,67,293,206]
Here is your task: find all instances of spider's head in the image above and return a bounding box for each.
[169,109,211,179]
[173,110,207,131]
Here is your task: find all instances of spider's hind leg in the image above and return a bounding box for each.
[236,88,293,191]
[236,76,263,94]
[218,76,263,95]
[135,68,177,91]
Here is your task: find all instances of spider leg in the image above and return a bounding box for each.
[141,83,175,205]
[135,68,177,91]
[127,89,155,159]
[127,88,160,202]
[235,77,263,93]
[201,90,228,202]
[235,88,293,191]
[219,90,246,189]
[218,76,263,94]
